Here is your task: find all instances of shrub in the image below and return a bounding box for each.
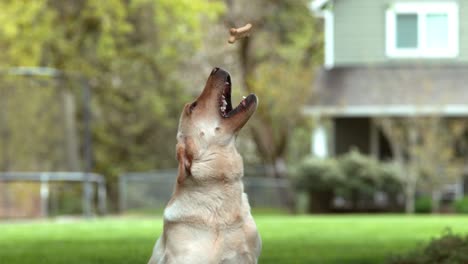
[293,150,403,212]
[378,163,403,209]
[454,197,468,214]
[337,150,402,210]
[294,157,343,192]
[338,150,380,201]
[293,157,343,212]
[386,230,468,264]
[415,196,432,214]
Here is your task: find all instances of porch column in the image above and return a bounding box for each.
[312,118,329,158]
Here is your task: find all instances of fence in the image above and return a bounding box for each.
[0,67,96,218]
[119,169,292,214]
[0,172,106,218]
[0,67,92,173]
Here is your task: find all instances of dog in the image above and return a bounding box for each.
[148,67,261,264]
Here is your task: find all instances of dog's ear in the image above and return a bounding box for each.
[176,137,194,184]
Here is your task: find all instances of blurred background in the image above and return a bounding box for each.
[1,0,468,263]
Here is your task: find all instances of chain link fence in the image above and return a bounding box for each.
[0,172,106,218]
[119,169,292,214]
[0,67,95,218]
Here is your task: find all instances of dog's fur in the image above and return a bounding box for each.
[148,68,261,264]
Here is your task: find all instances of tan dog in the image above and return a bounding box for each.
[148,67,261,264]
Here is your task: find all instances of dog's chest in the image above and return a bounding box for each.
[163,222,254,262]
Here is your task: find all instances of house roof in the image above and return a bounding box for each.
[305,65,468,117]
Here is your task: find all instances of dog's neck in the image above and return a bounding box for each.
[164,147,249,228]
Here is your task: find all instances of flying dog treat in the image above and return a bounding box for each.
[228,23,252,44]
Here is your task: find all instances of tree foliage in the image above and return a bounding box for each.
[225,0,322,166]
[0,0,222,169]
[222,0,323,211]
[0,0,325,213]
[0,0,223,210]
[375,117,466,213]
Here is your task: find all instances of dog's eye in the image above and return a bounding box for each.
[189,101,197,113]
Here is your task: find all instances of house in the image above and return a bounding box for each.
[308,0,468,197]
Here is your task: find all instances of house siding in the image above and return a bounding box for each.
[332,0,468,66]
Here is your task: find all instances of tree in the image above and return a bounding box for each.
[375,117,466,213]
[0,0,223,211]
[223,0,324,211]
[412,117,465,213]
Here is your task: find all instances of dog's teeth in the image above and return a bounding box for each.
[242,96,246,99]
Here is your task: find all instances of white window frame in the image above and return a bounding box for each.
[386,2,459,58]
[324,9,334,69]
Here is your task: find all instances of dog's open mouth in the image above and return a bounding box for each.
[219,75,256,118]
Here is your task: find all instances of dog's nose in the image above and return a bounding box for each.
[210,67,220,76]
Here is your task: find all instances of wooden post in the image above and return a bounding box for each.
[82,180,93,217]
[98,181,107,215]
[40,173,49,217]
[82,79,93,218]
[119,175,127,213]
[62,90,80,171]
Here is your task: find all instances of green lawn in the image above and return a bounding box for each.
[1,215,468,264]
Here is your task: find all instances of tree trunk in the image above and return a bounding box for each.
[395,141,416,214]
[265,157,296,213]
[374,118,415,214]
[431,189,441,214]
[405,182,416,214]
[0,86,11,217]
[61,90,80,171]
[405,123,419,214]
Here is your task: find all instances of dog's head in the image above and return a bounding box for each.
[176,67,257,184]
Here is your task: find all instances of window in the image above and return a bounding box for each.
[386,2,458,58]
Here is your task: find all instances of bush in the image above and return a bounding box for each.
[338,150,380,200]
[294,157,343,212]
[294,157,343,192]
[294,150,403,212]
[386,230,468,264]
[337,150,402,211]
[415,196,432,214]
[454,197,468,214]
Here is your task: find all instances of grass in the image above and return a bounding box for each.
[1,215,468,264]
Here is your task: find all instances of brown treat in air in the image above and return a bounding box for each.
[228,23,253,44]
